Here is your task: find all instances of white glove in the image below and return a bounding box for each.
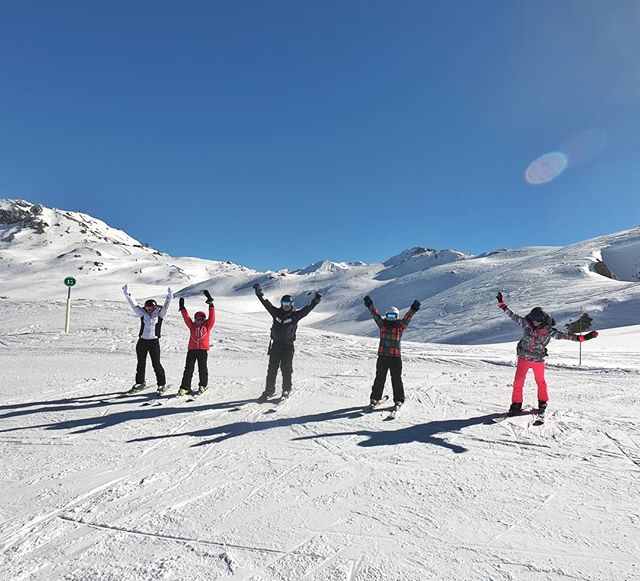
[122,284,129,295]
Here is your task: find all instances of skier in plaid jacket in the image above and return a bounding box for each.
[364,295,421,410]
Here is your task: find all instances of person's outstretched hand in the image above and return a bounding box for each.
[579,331,598,342]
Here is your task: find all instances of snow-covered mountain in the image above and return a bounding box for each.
[0,199,255,300]
[2,199,639,344]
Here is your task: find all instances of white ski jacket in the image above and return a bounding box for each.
[124,288,173,340]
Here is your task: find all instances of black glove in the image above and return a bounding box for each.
[364,295,373,308]
[496,291,504,303]
[253,283,263,296]
[203,290,214,305]
[411,299,421,311]
[313,291,322,303]
[179,297,185,310]
[584,331,598,340]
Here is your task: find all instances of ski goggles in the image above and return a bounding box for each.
[385,312,398,320]
[281,301,293,309]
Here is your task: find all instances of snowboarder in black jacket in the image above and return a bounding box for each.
[254,283,322,401]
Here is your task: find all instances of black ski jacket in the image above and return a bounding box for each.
[257,294,320,344]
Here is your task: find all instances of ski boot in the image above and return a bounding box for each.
[126,382,147,395]
[178,387,190,397]
[258,391,274,403]
[197,385,208,395]
[507,402,522,416]
[365,395,389,412]
[156,385,168,396]
[281,390,291,399]
[387,401,403,420]
[537,400,548,414]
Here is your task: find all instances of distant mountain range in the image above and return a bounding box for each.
[2,198,639,344]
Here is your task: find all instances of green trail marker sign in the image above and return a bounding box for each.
[63,277,76,332]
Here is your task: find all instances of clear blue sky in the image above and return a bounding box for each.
[1,1,639,270]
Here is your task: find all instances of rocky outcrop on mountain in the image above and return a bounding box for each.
[0,200,49,235]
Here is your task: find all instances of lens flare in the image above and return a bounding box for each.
[561,129,607,166]
[525,152,569,185]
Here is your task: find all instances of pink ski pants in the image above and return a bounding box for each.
[512,357,548,403]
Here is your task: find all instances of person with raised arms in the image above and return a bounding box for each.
[177,290,216,397]
[122,284,173,395]
[496,291,598,418]
[253,283,322,402]
[363,295,421,418]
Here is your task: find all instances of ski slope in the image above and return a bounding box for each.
[1,298,639,580]
[2,199,640,347]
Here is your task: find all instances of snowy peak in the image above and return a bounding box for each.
[293,259,366,276]
[378,246,469,281]
[383,246,469,267]
[0,198,152,250]
[0,199,251,300]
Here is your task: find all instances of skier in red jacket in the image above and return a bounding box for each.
[178,290,216,396]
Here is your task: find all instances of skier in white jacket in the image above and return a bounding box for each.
[123,284,173,394]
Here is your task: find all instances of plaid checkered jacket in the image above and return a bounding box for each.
[369,305,417,357]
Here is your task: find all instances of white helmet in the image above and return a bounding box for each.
[385,307,400,321]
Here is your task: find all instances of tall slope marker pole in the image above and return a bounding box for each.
[64,277,76,333]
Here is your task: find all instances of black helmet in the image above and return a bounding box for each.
[144,299,158,309]
[280,295,294,310]
[528,307,554,326]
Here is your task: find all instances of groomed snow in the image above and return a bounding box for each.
[1,297,639,580]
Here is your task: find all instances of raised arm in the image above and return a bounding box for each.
[549,328,598,342]
[178,297,194,329]
[207,303,216,330]
[203,290,216,329]
[401,300,421,331]
[122,284,144,316]
[364,295,382,327]
[496,292,528,329]
[158,287,173,318]
[295,292,322,321]
[254,283,278,317]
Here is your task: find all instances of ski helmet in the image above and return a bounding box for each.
[385,307,400,321]
[528,307,546,324]
[280,295,294,310]
[144,299,158,309]
[194,311,206,322]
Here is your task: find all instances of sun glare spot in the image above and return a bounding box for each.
[525,152,569,185]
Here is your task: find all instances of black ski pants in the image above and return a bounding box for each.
[265,342,294,395]
[370,355,404,404]
[135,338,166,386]
[180,349,209,388]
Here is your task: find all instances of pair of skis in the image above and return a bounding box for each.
[364,395,401,421]
[490,406,546,426]
[138,386,209,406]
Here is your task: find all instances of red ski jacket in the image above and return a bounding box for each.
[181,304,215,350]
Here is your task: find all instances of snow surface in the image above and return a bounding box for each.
[1,200,640,579]
[1,297,639,580]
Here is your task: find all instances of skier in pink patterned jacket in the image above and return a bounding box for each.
[496,292,598,416]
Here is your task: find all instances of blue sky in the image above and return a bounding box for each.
[1,1,639,270]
